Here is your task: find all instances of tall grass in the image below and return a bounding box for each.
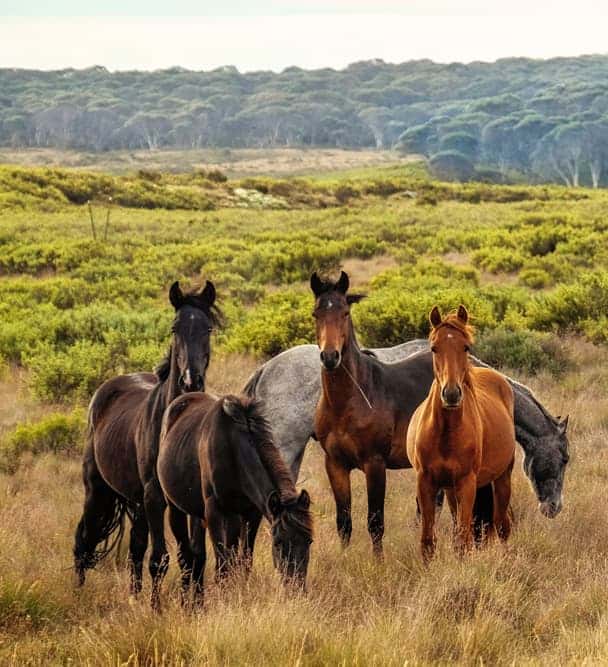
[0,343,607,665]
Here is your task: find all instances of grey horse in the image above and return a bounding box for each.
[244,342,570,519]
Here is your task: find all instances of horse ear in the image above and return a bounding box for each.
[457,304,468,324]
[222,397,246,425]
[267,490,282,518]
[559,415,569,433]
[429,305,442,328]
[336,270,349,294]
[310,272,324,296]
[199,280,216,307]
[346,293,366,306]
[169,281,184,310]
[297,489,311,510]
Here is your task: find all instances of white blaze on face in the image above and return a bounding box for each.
[183,368,192,386]
[327,300,333,308]
[447,333,453,338]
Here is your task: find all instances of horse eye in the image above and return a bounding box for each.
[464,345,470,352]
[208,327,213,334]
[431,346,437,353]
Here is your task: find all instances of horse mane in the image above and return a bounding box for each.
[224,395,298,502]
[431,312,475,346]
[154,347,172,382]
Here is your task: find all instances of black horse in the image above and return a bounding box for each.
[73,280,220,610]
[158,393,313,601]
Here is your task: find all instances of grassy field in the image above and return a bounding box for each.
[0,147,418,177]
[1,160,608,664]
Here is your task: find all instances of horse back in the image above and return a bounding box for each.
[90,373,157,503]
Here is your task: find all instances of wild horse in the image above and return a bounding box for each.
[245,274,569,546]
[407,306,516,560]
[73,280,220,610]
[158,393,313,600]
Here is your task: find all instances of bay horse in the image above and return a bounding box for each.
[73,280,219,610]
[407,306,516,560]
[158,393,313,598]
[311,270,435,557]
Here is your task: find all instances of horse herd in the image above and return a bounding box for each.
[73,272,570,610]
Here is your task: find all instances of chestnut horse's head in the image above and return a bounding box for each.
[310,271,365,371]
[429,305,474,409]
[167,280,220,393]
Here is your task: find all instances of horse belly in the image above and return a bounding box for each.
[94,424,142,503]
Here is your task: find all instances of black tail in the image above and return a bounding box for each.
[473,484,494,543]
[243,364,264,398]
[73,420,131,582]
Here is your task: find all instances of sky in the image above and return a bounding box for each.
[1,1,608,72]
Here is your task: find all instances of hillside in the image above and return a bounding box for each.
[2,55,608,185]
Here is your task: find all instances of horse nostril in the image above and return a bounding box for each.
[195,374,204,391]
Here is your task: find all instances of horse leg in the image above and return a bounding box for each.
[73,445,124,586]
[189,517,206,606]
[364,456,386,558]
[454,473,477,555]
[325,456,352,548]
[206,499,238,581]
[492,458,514,542]
[168,502,194,605]
[143,479,169,612]
[473,484,495,543]
[417,471,438,563]
[240,509,263,576]
[128,507,148,596]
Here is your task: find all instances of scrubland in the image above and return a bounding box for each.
[1,160,607,664]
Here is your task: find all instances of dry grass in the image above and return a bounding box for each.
[1,344,608,665]
[0,148,416,178]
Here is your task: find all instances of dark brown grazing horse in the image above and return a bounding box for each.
[312,270,428,557]
[407,306,516,561]
[73,280,220,610]
[158,393,313,598]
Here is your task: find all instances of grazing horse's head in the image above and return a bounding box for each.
[168,280,219,393]
[267,489,313,588]
[522,416,570,518]
[310,271,365,371]
[429,305,474,409]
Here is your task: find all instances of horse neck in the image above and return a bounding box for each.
[320,326,369,410]
[233,427,297,519]
[163,344,181,407]
[429,378,476,443]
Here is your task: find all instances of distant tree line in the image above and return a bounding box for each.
[2,56,608,186]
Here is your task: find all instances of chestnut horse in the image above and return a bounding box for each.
[73,280,219,610]
[158,393,313,597]
[407,306,516,561]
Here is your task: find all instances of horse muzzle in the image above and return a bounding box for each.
[441,384,463,409]
[179,371,205,392]
[320,349,341,371]
[539,496,562,518]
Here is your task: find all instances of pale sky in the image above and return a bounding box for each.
[1,2,607,72]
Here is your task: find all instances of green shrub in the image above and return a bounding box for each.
[24,340,128,403]
[472,248,525,273]
[227,291,314,357]
[518,268,553,289]
[0,410,85,473]
[474,327,570,376]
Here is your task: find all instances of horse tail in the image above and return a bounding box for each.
[243,364,265,398]
[73,413,131,580]
[472,484,494,543]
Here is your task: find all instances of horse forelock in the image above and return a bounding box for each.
[178,291,223,328]
[430,312,475,346]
